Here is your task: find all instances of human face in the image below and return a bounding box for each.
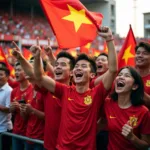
[54,57,71,82]
[15,65,26,82]
[0,70,8,87]
[73,60,92,85]
[96,55,108,74]
[115,68,136,94]
[135,47,150,68]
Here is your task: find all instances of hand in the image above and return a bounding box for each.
[10,101,20,112]
[12,41,22,59]
[98,26,113,41]
[44,38,53,56]
[30,37,41,58]
[122,122,134,140]
[20,104,33,114]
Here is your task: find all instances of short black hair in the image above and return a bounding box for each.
[29,57,47,71]
[57,51,75,70]
[111,66,144,106]
[75,53,97,73]
[97,53,108,58]
[14,62,21,67]
[135,42,150,53]
[0,62,10,76]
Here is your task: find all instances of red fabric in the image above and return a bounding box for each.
[40,0,103,48]
[8,78,19,89]
[0,46,15,76]
[54,81,108,150]
[142,74,150,109]
[11,84,33,135]
[142,74,150,95]
[26,90,45,140]
[118,25,136,69]
[104,98,150,150]
[23,48,32,60]
[44,91,62,150]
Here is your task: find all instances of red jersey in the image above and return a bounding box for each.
[104,97,150,150]
[142,74,150,94]
[44,91,62,150]
[11,84,33,135]
[55,81,108,150]
[26,90,45,140]
[8,78,19,89]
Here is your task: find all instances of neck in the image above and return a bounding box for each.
[60,79,70,86]
[20,80,30,91]
[136,66,150,77]
[118,93,132,109]
[97,71,107,76]
[0,82,7,88]
[76,82,89,93]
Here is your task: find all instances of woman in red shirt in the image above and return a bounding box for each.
[104,66,150,150]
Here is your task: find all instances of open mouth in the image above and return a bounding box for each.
[15,75,19,79]
[75,73,83,79]
[117,81,125,88]
[98,65,102,69]
[55,72,62,76]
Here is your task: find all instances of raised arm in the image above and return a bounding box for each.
[33,39,56,93]
[44,38,56,67]
[12,41,34,78]
[97,26,118,90]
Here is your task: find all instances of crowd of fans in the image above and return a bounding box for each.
[0,25,150,150]
[0,9,150,150]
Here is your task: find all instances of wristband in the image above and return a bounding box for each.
[106,38,114,42]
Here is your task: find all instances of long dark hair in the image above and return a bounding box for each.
[111,66,144,106]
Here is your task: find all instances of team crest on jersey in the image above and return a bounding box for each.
[27,100,31,103]
[146,80,150,87]
[129,115,138,127]
[84,95,92,105]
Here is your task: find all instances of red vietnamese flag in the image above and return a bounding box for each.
[0,47,15,76]
[23,48,32,60]
[118,25,136,69]
[102,42,108,54]
[54,48,61,57]
[80,42,91,54]
[67,48,77,57]
[89,48,100,57]
[40,0,103,48]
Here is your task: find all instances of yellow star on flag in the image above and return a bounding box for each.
[62,5,92,32]
[122,45,134,64]
[84,42,91,49]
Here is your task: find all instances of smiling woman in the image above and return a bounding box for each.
[104,66,150,150]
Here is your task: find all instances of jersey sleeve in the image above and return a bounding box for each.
[94,81,110,105]
[54,81,67,100]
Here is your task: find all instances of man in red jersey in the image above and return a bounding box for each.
[94,53,109,150]
[135,41,150,109]
[12,40,76,150]
[33,26,117,150]
[10,62,33,150]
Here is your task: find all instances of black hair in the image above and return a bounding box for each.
[14,62,21,67]
[111,66,144,106]
[29,57,46,71]
[97,53,108,58]
[135,42,150,53]
[57,51,75,70]
[75,53,97,73]
[0,62,10,76]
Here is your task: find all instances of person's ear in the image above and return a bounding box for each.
[132,84,138,90]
